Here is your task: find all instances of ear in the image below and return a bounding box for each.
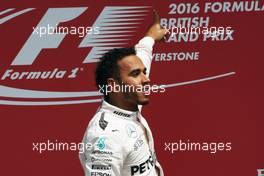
[107,78,119,92]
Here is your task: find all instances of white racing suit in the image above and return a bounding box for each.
[79,37,164,176]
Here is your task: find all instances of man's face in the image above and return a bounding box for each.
[117,55,151,105]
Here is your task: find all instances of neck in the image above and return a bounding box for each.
[107,95,138,112]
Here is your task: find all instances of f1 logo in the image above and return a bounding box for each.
[258,169,264,176]
[11,6,149,66]
[12,7,88,65]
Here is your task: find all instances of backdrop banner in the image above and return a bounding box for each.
[0,1,263,176]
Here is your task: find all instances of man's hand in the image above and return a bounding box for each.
[146,10,168,41]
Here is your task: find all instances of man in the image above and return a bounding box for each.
[79,11,167,176]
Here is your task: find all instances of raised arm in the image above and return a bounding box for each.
[135,10,168,76]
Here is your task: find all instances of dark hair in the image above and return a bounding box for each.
[95,47,136,97]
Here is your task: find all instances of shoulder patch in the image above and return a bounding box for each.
[99,112,108,130]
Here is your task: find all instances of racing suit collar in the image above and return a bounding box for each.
[101,100,139,121]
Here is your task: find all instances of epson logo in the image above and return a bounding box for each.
[130,155,154,176]
[91,172,111,176]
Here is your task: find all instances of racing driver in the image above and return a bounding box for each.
[79,10,168,176]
